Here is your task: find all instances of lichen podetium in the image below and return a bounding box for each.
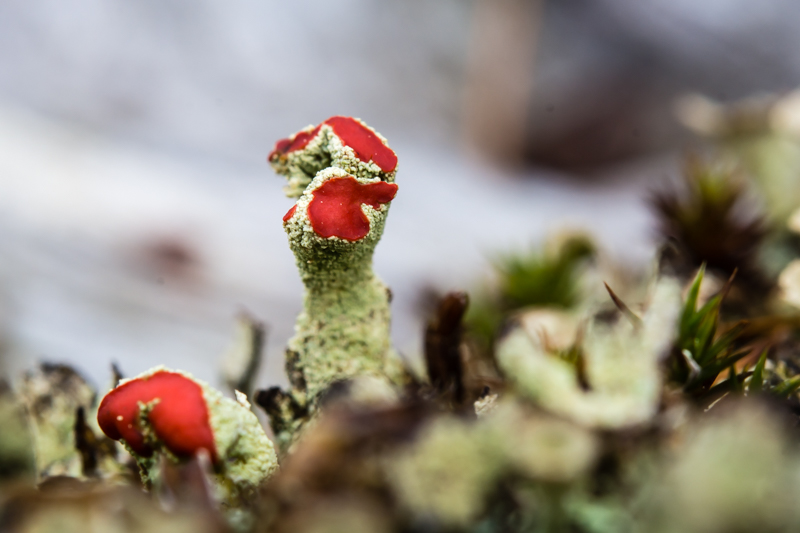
[97,367,278,506]
[267,117,406,447]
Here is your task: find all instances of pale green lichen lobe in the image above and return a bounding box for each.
[497,278,681,429]
[204,380,279,500]
[17,364,96,479]
[386,400,597,527]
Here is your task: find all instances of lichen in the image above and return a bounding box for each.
[103,366,278,505]
[267,118,406,447]
[386,400,598,527]
[270,117,397,198]
[484,401,598,484]
[203,381,278,502]
[386,415,502,527]
[497,277,681,429]
[17,364,96,479]
[0,381,35,480]
[639,403,800,532]
[474,393,499,417]
[778,213,800,308]
[282,167,402,400]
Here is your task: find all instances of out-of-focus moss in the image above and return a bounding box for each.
[496,234,596,310]
[466,233,596,353]
[651,158,768,293]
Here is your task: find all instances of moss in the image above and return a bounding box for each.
[466,233,596,354]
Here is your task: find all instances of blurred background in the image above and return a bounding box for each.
[1,0,799,390]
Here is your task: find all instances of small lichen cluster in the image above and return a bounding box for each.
[497,277,682,429]
[100,366,278,506]
[639,404,800,533]
[16,364,106,479]
[388,401,597,526]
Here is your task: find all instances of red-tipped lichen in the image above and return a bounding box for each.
[324,116,398,172]
[283,204,298,223]
[306,176,398,241]
[268,125,323,161]
[268,116,397,174]
[97,371,217,462]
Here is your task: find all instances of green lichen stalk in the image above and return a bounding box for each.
[285,168,397,398]
[266,118,405,446]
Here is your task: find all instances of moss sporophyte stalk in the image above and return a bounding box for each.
[266,116,406,447]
